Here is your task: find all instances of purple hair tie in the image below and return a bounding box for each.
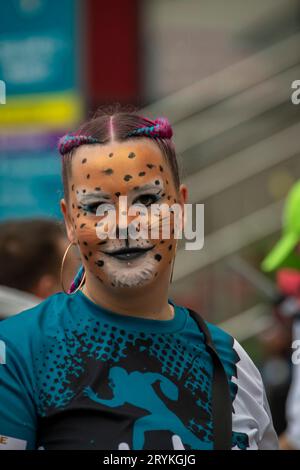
[68,265,85,294]
[58,116,173,156]
[58,134,100,156]
[127,117,173,139]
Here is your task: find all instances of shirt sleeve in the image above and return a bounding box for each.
[285,319,300,449]
[231,339,279,450]
[0,334,37,449]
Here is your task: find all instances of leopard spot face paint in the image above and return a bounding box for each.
[103,168,114,175]
[67,139,179,288]
[124,174,132,182]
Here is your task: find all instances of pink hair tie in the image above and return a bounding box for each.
[58,134,100,156]
[127,117,173,139]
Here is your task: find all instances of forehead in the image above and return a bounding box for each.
[71,139,165,177]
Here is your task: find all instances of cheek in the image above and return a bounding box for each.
[70,205,101,250]
[77,227,98,261]
[148,203,177,239]
[153,239,176,267]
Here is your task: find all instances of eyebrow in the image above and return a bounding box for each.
[76,180,164,203]
[76,191,112,204]
[133,181,164,193]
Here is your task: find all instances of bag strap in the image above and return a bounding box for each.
[187,308,232,450]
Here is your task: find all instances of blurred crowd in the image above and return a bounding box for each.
[0,218,79,319]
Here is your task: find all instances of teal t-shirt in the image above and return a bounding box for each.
[0,290,274,450]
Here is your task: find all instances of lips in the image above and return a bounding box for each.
[103,246,154,261]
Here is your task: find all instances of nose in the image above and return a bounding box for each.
[115,224,128,240]
[115,197,140,239]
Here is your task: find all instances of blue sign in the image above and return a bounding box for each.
[0,133,64,220]
[0,0,78,96]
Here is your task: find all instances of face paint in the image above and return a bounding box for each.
[102,168,114,176]
[76,190,113,213]
[68,140,178,288]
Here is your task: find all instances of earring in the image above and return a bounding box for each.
[170,241,178,284]
[60,242,86,294]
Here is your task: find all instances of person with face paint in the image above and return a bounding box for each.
[0,108,278,450]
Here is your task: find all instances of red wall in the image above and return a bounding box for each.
[85,0,141,107]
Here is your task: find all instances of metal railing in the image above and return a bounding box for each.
[143,32,300,341]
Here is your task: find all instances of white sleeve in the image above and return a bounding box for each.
[231,339,279,450]
[285,320,300,449]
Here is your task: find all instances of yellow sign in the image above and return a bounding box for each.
[0,91,83,130]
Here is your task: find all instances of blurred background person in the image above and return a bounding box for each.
[0,219,79,319]
[261,181,300,449]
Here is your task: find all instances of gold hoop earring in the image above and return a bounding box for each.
[170,241,178,284]
[60,242,86,294]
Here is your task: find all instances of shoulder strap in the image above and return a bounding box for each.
[187,309,232,450]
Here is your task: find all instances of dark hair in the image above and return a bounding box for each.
[61,104,181,201]
[0,218,66,293]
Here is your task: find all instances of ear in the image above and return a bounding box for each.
[178,184,188,230]
[60,198,76,244]
[178,184,188,207]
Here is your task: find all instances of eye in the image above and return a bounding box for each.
[81,202,112,214]
[133,194,160,207]
[81,202,100,214]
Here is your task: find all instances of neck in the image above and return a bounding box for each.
[81,269,173,321]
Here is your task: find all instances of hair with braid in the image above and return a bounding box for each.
[58,105,181,292]
[59,105,180,202]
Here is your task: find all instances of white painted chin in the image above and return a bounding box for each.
[103,251,158,288]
